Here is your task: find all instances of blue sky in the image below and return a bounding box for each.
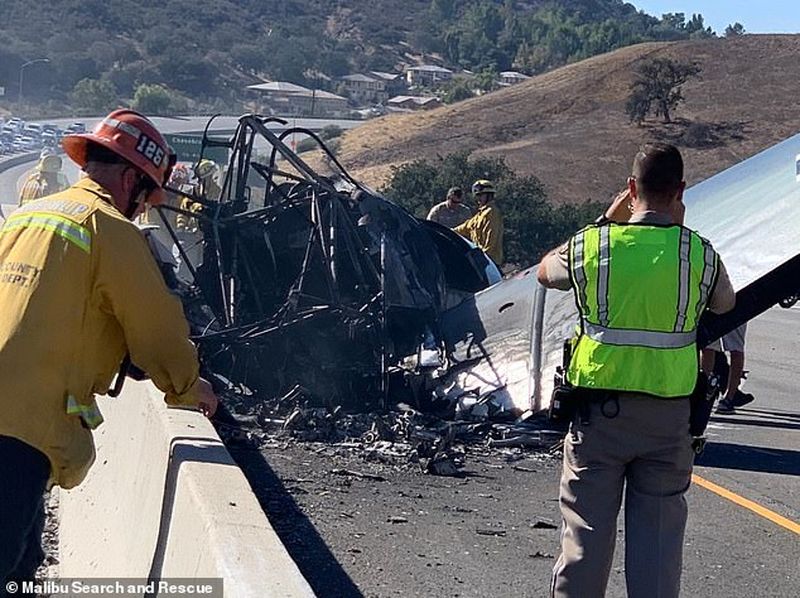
[631,1,800,34]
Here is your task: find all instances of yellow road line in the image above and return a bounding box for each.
[692,473,800,536]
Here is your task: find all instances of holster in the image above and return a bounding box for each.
[549,383,581,423]
[689,371,719,437]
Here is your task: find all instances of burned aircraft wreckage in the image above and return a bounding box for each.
[138,115,800,442]
[151,115,503,414]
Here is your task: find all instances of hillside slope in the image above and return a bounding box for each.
[338,35,800,204]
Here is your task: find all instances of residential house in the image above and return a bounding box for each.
[499,71,530,86]
[247,82,349,118]
[386,95,442,111]
[339,74,388,105]
[369,71,406,96]
[405,65,453,87]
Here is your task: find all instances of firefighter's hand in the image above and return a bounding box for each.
[604,188,633,223]
[195,377,219,418]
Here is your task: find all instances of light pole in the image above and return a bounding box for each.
[18,58,50,107]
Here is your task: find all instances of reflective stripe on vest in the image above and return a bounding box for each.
[66,395,104,429]
[2,212,92,253]
[567,223,718,397]
[583,322,696,349]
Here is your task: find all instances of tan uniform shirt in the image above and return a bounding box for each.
[427,201,472,229]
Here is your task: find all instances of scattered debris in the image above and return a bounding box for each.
[213,381,563,477]
[388,515,409,524]
[331,468,388,482]
[476,528,507,537]
[532,519,558,530]
[530,551,555,559]
[512,465,538,473]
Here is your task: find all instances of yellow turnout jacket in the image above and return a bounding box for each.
[454,203,504,264]
[0,178,202,488]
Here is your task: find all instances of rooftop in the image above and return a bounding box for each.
[247,81,312,94]
[406,65,453,74]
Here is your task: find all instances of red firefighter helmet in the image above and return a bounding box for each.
[62,109,176,205]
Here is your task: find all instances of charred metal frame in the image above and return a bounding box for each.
[155,115,393,406]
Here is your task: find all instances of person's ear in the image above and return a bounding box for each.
[627,176,637,201]
[120,166,138,195]
[675,180,686,202]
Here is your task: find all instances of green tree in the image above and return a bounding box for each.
[475,67,499,92]
[131,84,173,115]
[69,78,118,115]
[725,22,745,37]
[442,79,474,104]
[320,125,343,140]
[626,58,701,124]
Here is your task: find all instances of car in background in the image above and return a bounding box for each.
[24,123,44,138]
[14,135,39,152]
[6,118,25,134]
[41,130,59,147]
[65,122,86,135]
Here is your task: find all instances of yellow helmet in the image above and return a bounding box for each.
[472,179,495,195]
[38,154,63,174]
[195,159,218,180]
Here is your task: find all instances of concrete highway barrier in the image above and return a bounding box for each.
[59,380,315,597]
[0,151,38,175]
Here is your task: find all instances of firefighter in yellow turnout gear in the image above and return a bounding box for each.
[453,179,504,265]
[17,153,70,206]
[0,110,218,588]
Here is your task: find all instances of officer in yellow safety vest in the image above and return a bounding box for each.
[0,110,218,589]
[538,143,735,598]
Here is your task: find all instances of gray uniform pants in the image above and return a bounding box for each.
[551,394,694,598]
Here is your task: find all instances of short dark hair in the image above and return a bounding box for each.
[447,186,463,199]
[631,143,684,202]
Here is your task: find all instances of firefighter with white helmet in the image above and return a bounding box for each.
[0,109,218,587]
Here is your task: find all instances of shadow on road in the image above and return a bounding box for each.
[697,441,800,476]
[710,415,800,432]
[734,408,800,421]
[228,446,364,598]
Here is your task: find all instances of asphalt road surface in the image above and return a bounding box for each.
[233,305,799,598]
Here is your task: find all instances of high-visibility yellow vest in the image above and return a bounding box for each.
[566,223,719,397]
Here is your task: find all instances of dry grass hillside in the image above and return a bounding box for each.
[337,35,800,204]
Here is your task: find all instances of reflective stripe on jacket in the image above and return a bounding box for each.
[566,223,718,397]
[0,178,202,488]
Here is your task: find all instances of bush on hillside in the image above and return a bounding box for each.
[69,78,119,115]
[131,84,179,116]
